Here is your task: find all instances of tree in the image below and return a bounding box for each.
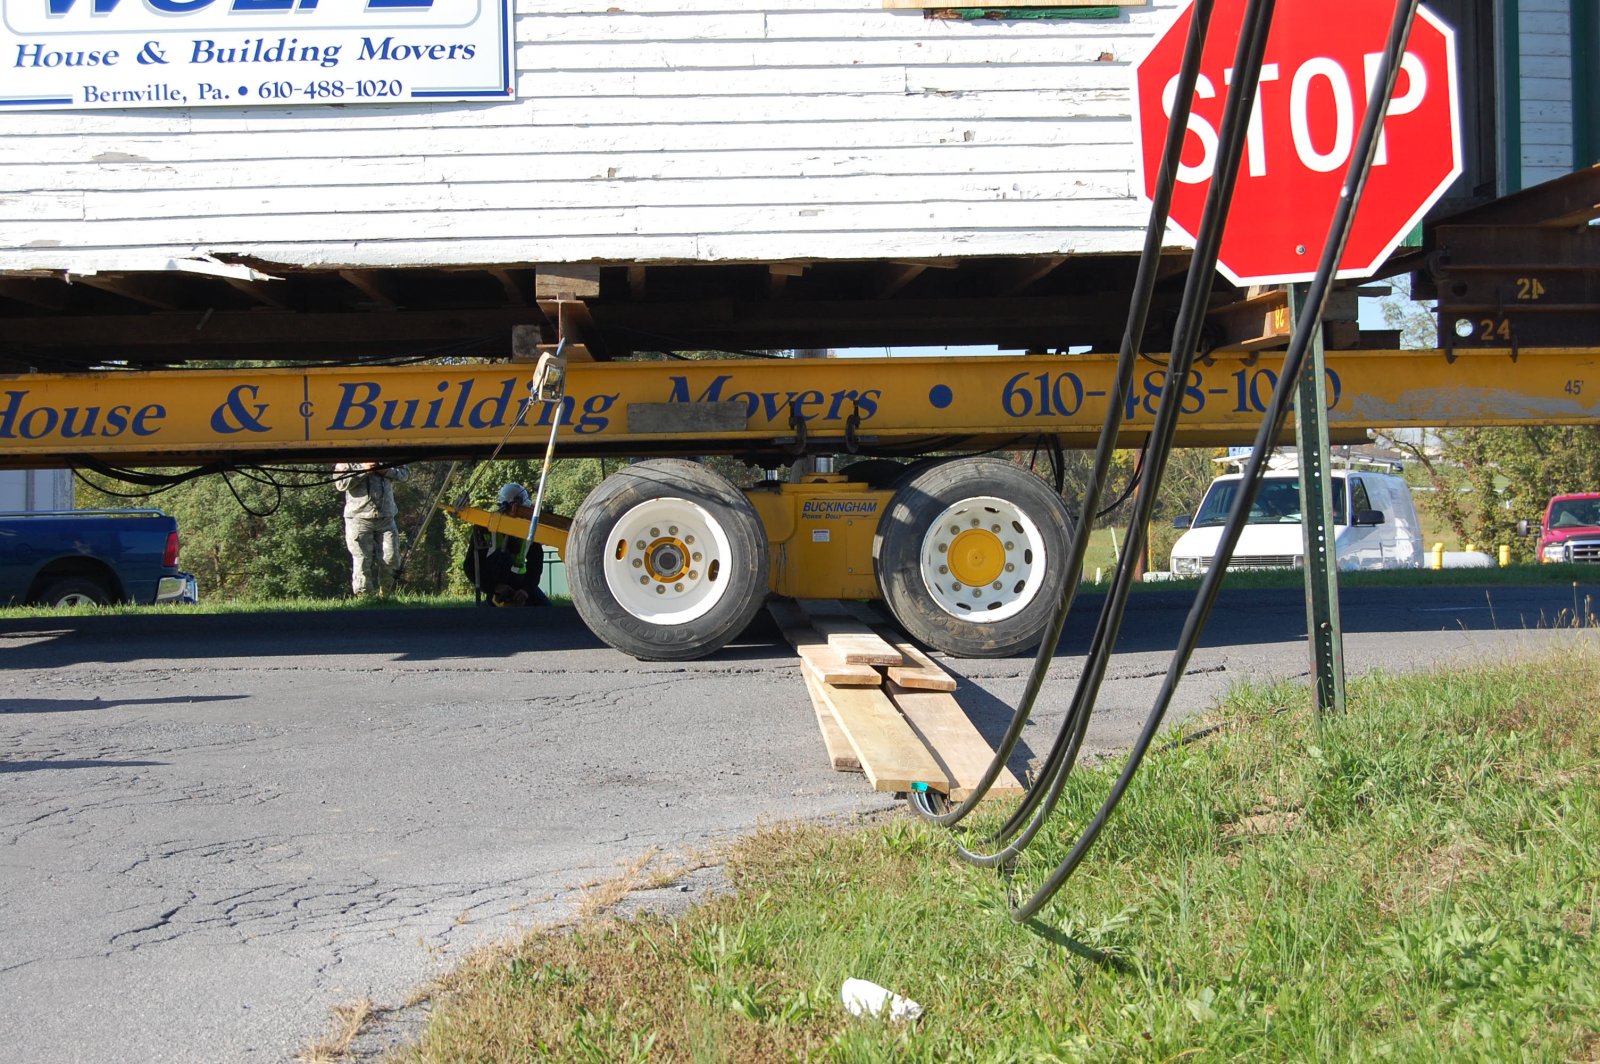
[1392,426,1600,559]
[78,467,348,599]
[77,461,465,600]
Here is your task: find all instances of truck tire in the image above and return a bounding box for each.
[873,457,1074,657]
[568,459,769,660]
[35,576,113,608]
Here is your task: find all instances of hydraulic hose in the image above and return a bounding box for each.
[1006,0,1424,922]
[909,0,1218,829]
[938,0,1279,865]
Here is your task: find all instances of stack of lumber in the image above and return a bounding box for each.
[768,599,1025,802]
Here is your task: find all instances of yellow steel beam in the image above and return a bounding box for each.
[2,349,1597,468]
[442,505,571,553]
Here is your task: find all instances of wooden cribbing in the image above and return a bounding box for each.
[876,632,957,692]
[886,682,1024,802]
[766,601,881,685]
[803,616,903,666]
[801,669,863,773]
[808,678,949,794]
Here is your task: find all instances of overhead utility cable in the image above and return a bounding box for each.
[1006,0,1424,922]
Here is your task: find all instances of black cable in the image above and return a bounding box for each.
[985,0,1278,887]
[907,0,1219,830]
[1093,467,1140,520]
[919,0,1273,863]
[1005,0,1423,921]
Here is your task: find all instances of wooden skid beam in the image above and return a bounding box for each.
[767,602,882,685]
[876,631,957,692]
[887,682,1024,802]
[805,617,902,666]
[801,669,863,773]
[809,677,949,794]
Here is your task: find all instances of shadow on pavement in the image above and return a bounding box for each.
[1,759,168,773]
[0,694,247,714]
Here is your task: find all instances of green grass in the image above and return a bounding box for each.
[394,647,1600,1063]
[0,590,582,621]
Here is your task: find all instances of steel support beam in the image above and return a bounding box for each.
[2,347,1598,468]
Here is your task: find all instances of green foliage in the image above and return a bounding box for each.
[1404,426,1600,560]
[76,461,464,600]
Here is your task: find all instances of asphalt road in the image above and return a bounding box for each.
[2,581,1595,1063]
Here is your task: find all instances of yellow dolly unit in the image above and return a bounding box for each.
[5,345,1600,660]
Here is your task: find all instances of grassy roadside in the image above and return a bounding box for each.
[0,591,555,621]
[390,647,1600,1063]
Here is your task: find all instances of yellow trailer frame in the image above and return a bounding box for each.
[3,347,1596,468]
[10,346,1599,658]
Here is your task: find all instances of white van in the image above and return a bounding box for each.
[1169,468,1424,576]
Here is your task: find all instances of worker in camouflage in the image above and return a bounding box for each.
[333,461,410,596]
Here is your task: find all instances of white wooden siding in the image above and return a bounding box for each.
[1518,0,1573,188]
[0,1,1180,274]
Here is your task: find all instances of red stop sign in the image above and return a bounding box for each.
[1133,0,1462,286]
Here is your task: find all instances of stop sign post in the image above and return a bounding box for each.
[1132,0,1462,286]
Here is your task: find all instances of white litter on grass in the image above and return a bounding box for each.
[840,978,923,1022]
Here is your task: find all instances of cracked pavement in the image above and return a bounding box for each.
[1,584,1591,1062]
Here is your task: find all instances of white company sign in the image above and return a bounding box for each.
[1,0,511,109]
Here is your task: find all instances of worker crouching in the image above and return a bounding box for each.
[463,482,550,607]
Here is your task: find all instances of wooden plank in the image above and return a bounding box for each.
[887,682,1024,802]
[878,633,957,692]
[795,603,902,665]
[801,669,863,774]
[796,645,881,688]
[767,602,881,686]
[811,678,949,795]
[807,616,902,667]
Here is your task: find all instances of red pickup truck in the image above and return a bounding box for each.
[1520,493,1600,564]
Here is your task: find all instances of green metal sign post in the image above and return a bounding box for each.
[1291,283,1347,717]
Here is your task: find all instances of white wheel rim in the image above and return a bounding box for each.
[601,497,735,625]
[57,593,95,607]
[917,495,1047,623]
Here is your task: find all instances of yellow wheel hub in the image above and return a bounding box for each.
[947,528,1005,587]
[644,536,691,582]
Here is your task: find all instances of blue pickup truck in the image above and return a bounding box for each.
[0,509,197,607]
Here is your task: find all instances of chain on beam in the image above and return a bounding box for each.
[1,348,1597,468]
